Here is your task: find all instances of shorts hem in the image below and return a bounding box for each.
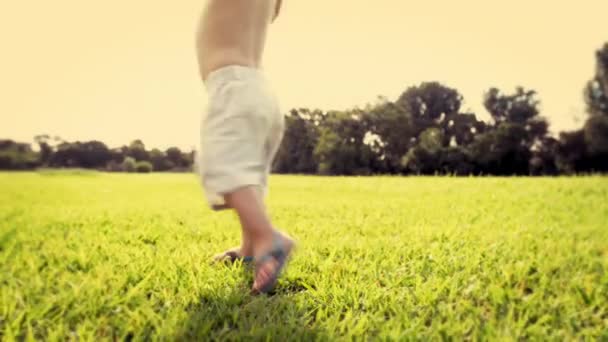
[203,173,265,210]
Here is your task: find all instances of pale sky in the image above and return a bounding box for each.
[1,1,606,150]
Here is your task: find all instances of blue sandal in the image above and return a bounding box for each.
[251,234,292,294]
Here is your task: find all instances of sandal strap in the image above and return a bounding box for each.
[242,255,254,262]
[256,233,286,265]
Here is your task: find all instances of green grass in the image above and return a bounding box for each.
[1,172,607,340]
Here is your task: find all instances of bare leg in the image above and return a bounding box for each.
[224,186,293,291]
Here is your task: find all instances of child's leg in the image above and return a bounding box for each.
[226,187,273,246]
[224,186,293,291]
[214,187,264,261]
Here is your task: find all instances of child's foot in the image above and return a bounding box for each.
[251,231,295,294]
[212,246,254,264]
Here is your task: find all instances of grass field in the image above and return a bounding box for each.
[1,171,607,340]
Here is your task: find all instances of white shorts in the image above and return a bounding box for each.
[198,65,284,210]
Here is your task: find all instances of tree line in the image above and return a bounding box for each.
[274,42,608,175]
[0,138,194,173]
[1,43,607,175]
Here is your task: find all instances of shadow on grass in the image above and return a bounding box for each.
[175,267,325,341]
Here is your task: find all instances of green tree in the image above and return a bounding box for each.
[274,109,324,174]
[49,141,111,168]
[166,147,185,168]
[584,42,608,117]
[530,137,559,175]
[122,157,137,173]
[374,83,485,174]
[126,140,149,162]
[135,161,153,173]
[584,115,608,155]
[582,43,608,171]
[401,127,443,174]
[314,111,378,175]
[471,87,548,174]
[393,83,485,174]
[363,98,414,173]
[34,134,53,166]
[556,130,588,174]
[150,148,173,171]
[557,42,608,173]
[397,82,463,137]
[0,140,39,170]
[439,146,474,175]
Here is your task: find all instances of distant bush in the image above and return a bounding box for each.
[135,161,153,173]
[0,140,40,170]
[106,160,123,172]
[122,157,137,173]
